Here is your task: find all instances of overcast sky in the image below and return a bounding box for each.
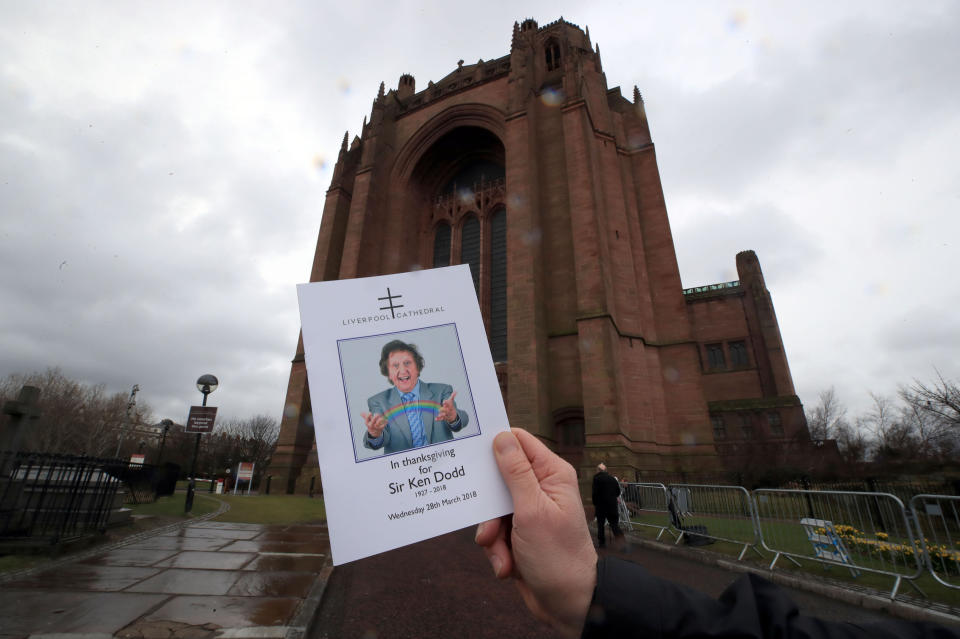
[1,1,957,428]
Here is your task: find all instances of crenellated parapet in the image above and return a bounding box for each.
[387,55,512,116]
[539,16,580,30]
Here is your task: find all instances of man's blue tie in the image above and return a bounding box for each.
[402,392,426,447]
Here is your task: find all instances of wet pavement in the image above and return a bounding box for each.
[0,521,331,639]
[313,526,560,639]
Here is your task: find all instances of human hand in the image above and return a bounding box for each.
[436,391,459,423]
[475,429,597,638]
[361,411,387,438]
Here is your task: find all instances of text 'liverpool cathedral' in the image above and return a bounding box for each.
[268,18,820,494]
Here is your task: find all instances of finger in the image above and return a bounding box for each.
[480,516,514,579]
[493,430,543,509]
[483,538,512,579]
[474,517,501,546]
[361,412,371,423]
[512,428,570,486]
[447,391,457,404]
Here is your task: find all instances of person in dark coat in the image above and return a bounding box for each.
[591,463,622,548]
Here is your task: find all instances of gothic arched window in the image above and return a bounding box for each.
[490,207,507,361]
[418,128,506,364]
[545,40,561,71]
[432,222,451,268]
[461,215,481,294]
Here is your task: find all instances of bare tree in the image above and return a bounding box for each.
[907,370,960,427]
[75,384,116,457]
[0,368,153,456]
[833,420,870,463]
[202,414,279,483]
[898,384,958,461]
[863,391,930,463]
[805,387,849,441]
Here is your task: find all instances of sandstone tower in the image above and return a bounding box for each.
[267,18,810,494]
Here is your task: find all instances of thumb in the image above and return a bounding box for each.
[493,431,541,509]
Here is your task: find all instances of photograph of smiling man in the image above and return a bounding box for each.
[339,323,479,462]
[362,338,469,454]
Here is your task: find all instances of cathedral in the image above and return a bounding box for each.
[267,18,814,494]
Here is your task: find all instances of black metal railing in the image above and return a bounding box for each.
[0,451,122,543]
[0,451,177,544]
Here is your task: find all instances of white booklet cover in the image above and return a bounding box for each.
[297,265,513,564]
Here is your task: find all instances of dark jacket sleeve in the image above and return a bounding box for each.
[581,557,960,639]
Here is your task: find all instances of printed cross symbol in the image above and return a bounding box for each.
[378,287,404,318]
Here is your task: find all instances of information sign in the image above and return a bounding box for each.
[186,406,217,433]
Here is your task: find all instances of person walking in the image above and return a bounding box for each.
[591,463,623,548]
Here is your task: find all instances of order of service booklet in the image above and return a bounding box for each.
[297,265,513,565]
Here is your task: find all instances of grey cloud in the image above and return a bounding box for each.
[878,302,960,355]
[645,4,960,197]
[0,62,309,424]
[673,202,823,288]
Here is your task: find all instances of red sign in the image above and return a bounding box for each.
[186,406,218,433]
[129,454,145,467]
[236,462,255,480]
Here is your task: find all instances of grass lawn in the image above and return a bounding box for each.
[128,493,326,525]
[129,492,326,525]
[210,494,326,524]
[0,554,44,573]
[174,479,215,491]
[129,493,220,518]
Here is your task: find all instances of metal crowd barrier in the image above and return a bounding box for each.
[620,482,678,541]
[615,480,633,532]
[754,489,923,599]
[667,483,763,560]
[910,494,960,590]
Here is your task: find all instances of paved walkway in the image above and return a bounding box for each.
[0,504,331,639]
[313,526,558,639]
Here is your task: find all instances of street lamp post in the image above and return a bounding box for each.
[157,419,172,465]
[114,384,140,458]
[185,374,217,513]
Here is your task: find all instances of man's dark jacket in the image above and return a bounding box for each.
[581,557,959,638]
[591,470,620,515]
